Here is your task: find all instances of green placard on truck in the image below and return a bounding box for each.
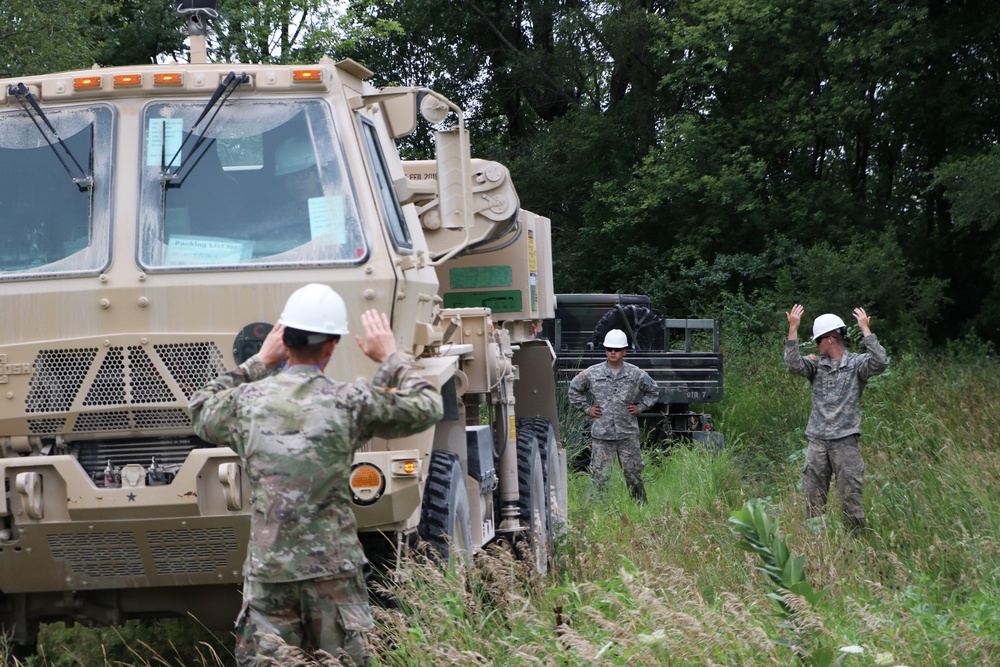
[443,290,522,312]
[449,265,513,289]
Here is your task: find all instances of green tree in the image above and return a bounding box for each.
[896,1,1000,343]
[342,0,681,293]
[365,0,1000,346]
[95,1,188,66]
[934,147,1000,340]
[569,0,998,344]
[0,0,108,76]
[213,0,364,64]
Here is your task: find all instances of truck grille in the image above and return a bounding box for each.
[26,418,67,434]
[25,349,98,413]
[48,532,145,577]
[48,526,240,579]
[24,343,227,433]
[148,528,240,575]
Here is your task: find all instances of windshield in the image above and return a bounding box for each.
[138,99,366,270]
[0,105,113,279]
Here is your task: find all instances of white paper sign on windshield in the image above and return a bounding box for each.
[308,196,347,244]
[166,235,253,265]
[147,118,184,168]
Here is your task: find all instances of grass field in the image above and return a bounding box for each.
[8,342,999,666]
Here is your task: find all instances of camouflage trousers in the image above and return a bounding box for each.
[803,434,865,530]
[236,570,374,667]
[590,436,647,502]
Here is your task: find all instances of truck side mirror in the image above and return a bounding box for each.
[357,88,455,139]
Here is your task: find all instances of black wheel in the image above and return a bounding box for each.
[592,305,666,351]
[418,450,472,567]
[517,417,567,536]
[515,425,550,574]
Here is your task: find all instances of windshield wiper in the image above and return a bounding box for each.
[161,71,249,188]
[8,82,93,192]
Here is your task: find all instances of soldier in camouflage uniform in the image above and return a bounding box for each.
[568,328,659,502]
[190,284,443,666]
[785,305,889,532]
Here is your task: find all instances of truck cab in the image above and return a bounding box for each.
[0,43,566,652]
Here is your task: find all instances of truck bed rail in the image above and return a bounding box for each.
[553,350,724,405]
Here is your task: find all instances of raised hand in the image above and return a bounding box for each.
[786,304,804,339]
[356,310,397,363]
[853,307,872,336]
[258,324,287,368]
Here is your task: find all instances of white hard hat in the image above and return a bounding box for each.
[279,284,350,335]
[274,136,317,176]
[812,313,847,342]
[603,329,628,349]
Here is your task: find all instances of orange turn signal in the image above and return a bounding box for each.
[390,459,419,476]
[292,69,322,82]
[73,76,102,89]
[114,74,142,87]
[154,73,184,85]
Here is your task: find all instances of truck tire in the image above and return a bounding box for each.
[516,427,550,574]
[517,417,567,535]
[592,305,666,351]
[418,450,472,568]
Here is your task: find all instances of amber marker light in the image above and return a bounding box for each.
[153,73,184,85]
[73,76,102,89]
[391,459,420,477]
[292,69,322,82]
[350,463,385,506]
[113,74,142,87]
[351,464,381,489]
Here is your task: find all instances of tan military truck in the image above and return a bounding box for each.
[0,4,567,654]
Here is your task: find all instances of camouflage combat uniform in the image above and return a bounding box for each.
[784,334,889,530]
[190,352,442,666]
[568,361,659,501]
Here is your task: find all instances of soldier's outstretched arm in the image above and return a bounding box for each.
[784,304,815,379]
[189,347,275,448]
[853,308,889,379]
[356,309,443,440]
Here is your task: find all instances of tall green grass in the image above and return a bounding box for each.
[7,347,999,666]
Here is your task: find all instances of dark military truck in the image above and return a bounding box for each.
[545,294,724,448]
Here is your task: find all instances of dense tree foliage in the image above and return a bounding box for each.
[2,1,999,346]
[344,0,1000,347]
[1,0,109,76]
[95,1,189,66]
